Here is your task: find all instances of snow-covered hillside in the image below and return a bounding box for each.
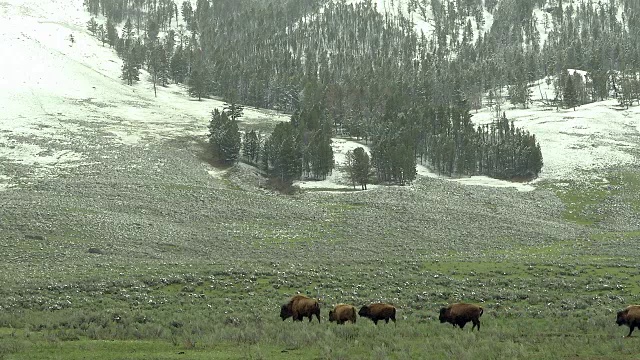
[0,0,288,190]
[472,77,640,184]
[0,0,638,194]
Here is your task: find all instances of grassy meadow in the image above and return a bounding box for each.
[1,168,640,359]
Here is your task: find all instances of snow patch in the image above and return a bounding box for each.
[473,98,639,182]
[296,138,380,190]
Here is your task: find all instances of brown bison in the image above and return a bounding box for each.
[329,304,357,325]
[358,303,396,325]
[439,303,483,331]
[280,295,321,323]
[616,305,640,337]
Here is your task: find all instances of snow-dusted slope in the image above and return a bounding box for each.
[0,0,288,190]
[1,0,637,194]
[473,77,640,183]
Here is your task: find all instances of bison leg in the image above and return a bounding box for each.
[627,325,635,337]
[373,319,378,325]
[458,322,466,329]
[315,312,321,323]
[385,318,389,324]
[472,319,480,331]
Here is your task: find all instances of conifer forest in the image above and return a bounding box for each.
[83,0,639,185]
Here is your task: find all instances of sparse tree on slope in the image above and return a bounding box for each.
[148,43,169,96]
[87,17,98,35]
[346,147,371,190]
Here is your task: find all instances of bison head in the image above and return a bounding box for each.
[280,304,292,321]
[358,305,370,317]
[616,310,627,326]
[328,310,336,322]
[439,307,448,323]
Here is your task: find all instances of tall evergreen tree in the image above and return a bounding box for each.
[562,71,579,110]
[121,47,141,85]
[170,45,188,83]
[148,44,169,96]
[208,109,241,164]
[242,130,260,164]
[106,17,118,48]
[263,122,302,185]
[188,55,208,100]
[346,147,371,190]
[87,17,98,35]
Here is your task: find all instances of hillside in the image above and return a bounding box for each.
[1,0,640,359]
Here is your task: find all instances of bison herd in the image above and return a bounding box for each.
[280,295,480,330]
[281,295,640,337]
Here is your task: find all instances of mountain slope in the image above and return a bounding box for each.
[1,0,638,192]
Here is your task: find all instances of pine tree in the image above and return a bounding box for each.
[148,44,168,96]
[170,46,188,84]
[181,1,194,31]
[509,49,532,108]
[97,24,106,46]
[263,122,301,185]
[86,17,98,35]
[146,19,160,44]
[242,130,260,164]
[562,71,579,110]
[106,18,118,48]
[122,48,140,85]
[351,147,371,190]
[223,102,244,121]
[188,56,208,100]
[120,19,141,86]
[208,109,241,164]
[121,47,140,85]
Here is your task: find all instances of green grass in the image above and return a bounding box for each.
[3,316,640,360]
[3,166,640,359]
[545,171,640,226]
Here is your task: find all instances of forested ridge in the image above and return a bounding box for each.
[83,0,640,185]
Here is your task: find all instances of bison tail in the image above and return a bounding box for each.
[479,307,484,317]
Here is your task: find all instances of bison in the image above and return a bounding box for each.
[439,303,483,331]
[329,304,357,325]
[616,305,640,337]
[358,303,396,325]
[280,294,321,323]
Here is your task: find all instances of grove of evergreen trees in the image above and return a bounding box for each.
[208,109,241,164]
